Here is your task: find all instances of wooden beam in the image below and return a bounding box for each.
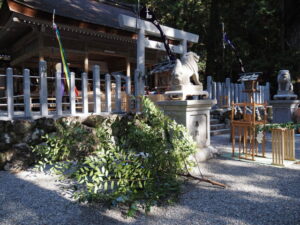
[0,15,14,41]
[10,49,38,66]
[145,39,183,54]
[11,41,39,66]
[119,15,199,43]
[11,27,36,52]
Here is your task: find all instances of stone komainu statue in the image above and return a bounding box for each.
[277,70,293,92]
[171,52,202,88]
[165,51,208,100]
[274,69,297,100]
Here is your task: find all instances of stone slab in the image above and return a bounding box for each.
[273,94,298,100]
[165,85,208,100]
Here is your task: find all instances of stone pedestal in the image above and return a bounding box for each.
[157,99,216,148]
[270,100,300,123]
[164,85,208,100]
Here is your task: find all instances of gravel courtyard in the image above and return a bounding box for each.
[0,134,300,225]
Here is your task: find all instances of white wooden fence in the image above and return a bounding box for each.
[206,76,270,107]
[0,61,132,120]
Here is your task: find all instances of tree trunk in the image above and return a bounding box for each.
[284,0,300,50]
[205,0,223,81]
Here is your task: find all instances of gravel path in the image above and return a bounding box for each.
[1,135,300,225]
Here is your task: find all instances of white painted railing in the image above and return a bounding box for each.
[0,61,132,120]
[206,76,270,107]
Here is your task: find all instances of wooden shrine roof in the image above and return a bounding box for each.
[5,0,136,31]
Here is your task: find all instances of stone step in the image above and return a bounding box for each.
[211,123,226,130]
[210,128,231,136]
[210,119,220,125]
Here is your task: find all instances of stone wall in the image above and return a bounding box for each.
[0,115,118,172]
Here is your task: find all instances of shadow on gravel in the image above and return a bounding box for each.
[144,158,300,225]
[1,158,300,225]
[0,171,128,225]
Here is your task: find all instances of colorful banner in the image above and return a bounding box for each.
[52,10,79,97]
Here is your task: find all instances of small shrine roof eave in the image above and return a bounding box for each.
[238,72,262,82]
[150,60,176,74]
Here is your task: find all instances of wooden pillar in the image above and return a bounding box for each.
[126,58,131,77]
[38,35,44,61]
[84,55,89,73]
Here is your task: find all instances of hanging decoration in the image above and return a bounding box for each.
[52,9,79,97]
[223,32,245,73]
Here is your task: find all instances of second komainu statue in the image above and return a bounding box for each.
[274,70,297,100]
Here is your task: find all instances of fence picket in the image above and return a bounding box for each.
[39,61,48,117]
[6,68,13,119]
[225,78,231,107]
[70,72,76,115]
[23,69,31,118]
[1,61,139,119]
[93,65,101,114]
[105,74,111,112]
[212,81,216,100]
[115,75,121,112]
[82,72,88,115]
[234,83,238,103]
[125,76,131,95]
[207,76,270,107]
[207,76,212,99]
[55,71,63,116]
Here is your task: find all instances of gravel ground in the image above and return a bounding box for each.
[1,134,300,225]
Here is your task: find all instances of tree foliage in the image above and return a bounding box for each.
[123,0,300,94]
[32,97,197,216]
